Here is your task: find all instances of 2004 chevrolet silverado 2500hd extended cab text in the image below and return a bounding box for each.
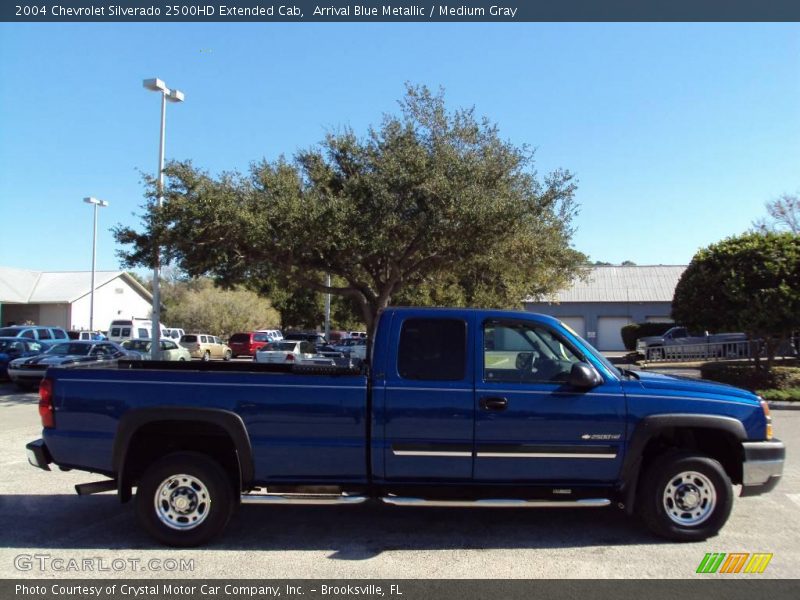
[26,308,785,546]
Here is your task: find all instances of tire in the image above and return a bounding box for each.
[202,351,211,362]
[638,451,732,542]
[179,357,186,362]
[223,350,232,362]
[135,451,234,547]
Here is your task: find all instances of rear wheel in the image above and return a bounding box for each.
[135,452,234,547]
[223,350,232,361]
[638,451,732,541]
[202,351,211,362]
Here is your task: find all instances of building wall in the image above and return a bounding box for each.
[70,277,153,331]
[2,303,39,326]
[524,301,674,351]
[39,304,70,328]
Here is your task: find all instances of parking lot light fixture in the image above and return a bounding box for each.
[143,77,184,360]
[83,197,109,332]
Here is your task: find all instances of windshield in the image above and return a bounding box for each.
[265,342,297,351]
[559,322,621,378]
[47,343,92,356]
[124,340,151,351]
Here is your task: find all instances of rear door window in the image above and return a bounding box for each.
[53,329,67,339]
[36,328,52,340]
[397,318,467,381]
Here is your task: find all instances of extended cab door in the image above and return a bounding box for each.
[379,312,475,480]
[474,317,626,483]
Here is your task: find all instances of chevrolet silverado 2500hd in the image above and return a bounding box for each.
[26,307,784,546]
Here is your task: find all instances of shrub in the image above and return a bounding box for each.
[700,363,800,391]
[621,322,675,351]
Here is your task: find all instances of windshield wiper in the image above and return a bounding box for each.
[620,368,640,380]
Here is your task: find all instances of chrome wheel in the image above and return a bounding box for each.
[662,470,716,526]
[154,473,211,530]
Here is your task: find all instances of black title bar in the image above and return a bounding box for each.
[3,1,800,22]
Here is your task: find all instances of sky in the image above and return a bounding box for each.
[0,22,798,274]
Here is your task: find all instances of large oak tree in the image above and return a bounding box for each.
[115,85,585,335]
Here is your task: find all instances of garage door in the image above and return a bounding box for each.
[645,316,673,323]
[558,317,586,338]
[597,317,632,351]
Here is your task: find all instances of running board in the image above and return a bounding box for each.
[380,497,611,508]
[240,493,368,505]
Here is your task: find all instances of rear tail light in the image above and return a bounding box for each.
[286,354,295,362]
[39,378,55,428]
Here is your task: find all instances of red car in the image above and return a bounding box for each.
[227,332,272,357]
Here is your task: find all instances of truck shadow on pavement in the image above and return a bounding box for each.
[0,494,661,556]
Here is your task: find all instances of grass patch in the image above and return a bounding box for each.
[756,388,800,402]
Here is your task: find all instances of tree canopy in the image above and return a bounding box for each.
[160,277,280,338]
[672,232,800,368]
[115,84,585,335]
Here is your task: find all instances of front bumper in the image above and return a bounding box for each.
[26,439,52,471]
[740,439,785,497]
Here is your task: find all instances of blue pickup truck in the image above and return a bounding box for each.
[26,307,784,546]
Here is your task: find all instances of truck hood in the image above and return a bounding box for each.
[632,369,759,404]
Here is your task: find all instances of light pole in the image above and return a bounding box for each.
[143,77,184,360]
[83,197,109,332]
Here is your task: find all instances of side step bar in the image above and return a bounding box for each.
[238,494,611,508]
[380,497,611,508]
[241,494,368,505]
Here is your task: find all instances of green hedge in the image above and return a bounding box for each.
[700,364,800,392]
[621,322,675,351]
[757,388,800,402]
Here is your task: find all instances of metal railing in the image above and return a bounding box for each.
[642,338,799,363]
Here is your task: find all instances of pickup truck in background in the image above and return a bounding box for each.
[637,326,748,360]
[26,307,784,547]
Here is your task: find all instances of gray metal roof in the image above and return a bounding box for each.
[529,265,687,303]
[0,267,152,304]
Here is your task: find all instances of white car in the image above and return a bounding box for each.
[122,339,192,361]
[254,340,316,364]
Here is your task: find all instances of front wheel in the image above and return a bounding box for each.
[638,451,732,542]
[135,452,234,547]
[223,350,232,362]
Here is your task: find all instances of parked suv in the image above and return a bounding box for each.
[179,334,232,361]
[228,332,272,357]
[0,326,69,349]
[255,329,283,342]
[284,331,328,349]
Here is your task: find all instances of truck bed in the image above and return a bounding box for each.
[44,361,369,484]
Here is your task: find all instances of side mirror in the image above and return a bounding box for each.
[568,362,603,389]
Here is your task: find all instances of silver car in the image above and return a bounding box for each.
[7,341,135,389]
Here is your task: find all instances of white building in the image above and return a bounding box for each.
[0,267,153,332]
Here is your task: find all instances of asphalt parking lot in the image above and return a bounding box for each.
[0,381,797,579]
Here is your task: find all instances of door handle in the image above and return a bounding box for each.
[480,396,508,411]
